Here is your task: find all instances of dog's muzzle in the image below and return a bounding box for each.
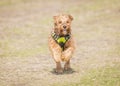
[63,29,67,35]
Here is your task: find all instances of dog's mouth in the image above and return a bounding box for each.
[59,28,70,36]
[63,29,67,35]
[54,25,71,36]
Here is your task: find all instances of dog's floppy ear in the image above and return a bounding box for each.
[53,16,57,20]
[68,15,73,21]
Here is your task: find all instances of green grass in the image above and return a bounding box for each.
[0,0,34,6]
[0,46,48,57]
[107,46,120,57]
[0,26,49,57]
[66,0,120,13]
[79,64,120,86]
[52,63,120,86]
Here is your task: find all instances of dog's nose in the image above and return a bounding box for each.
[63,25,67,29]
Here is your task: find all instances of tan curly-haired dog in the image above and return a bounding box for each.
[48,14,75,74]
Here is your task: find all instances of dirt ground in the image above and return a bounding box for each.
[0,0,120,86]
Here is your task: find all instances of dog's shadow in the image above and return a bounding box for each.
[50,68,76,75]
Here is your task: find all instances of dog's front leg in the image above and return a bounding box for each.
[62,47,74,70]
[62,47,74,61]
[52,47,63,74]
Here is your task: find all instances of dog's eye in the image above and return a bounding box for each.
[66,21,70,23]
[58,21,62,24]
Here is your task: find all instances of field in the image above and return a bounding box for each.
[0,0,120,86]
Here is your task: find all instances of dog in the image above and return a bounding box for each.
[48,14,75,74]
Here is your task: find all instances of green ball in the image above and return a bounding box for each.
[57,37,66,43]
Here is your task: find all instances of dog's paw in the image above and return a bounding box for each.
[55,68,63,74]
[64,67,71,71]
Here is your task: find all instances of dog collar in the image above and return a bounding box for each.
[52,32,70,50]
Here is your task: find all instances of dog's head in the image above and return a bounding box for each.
[53,14,73,36]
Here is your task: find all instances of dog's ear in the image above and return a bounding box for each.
[53,16,57,26]
[53,16,57,20]
[68,15,73,21]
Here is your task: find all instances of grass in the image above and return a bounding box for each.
[0,0,35,7]
[52,62,120,86]
[0,26,49,57]
[107,46,120,57]
[0,46,48,57]
[79,64,120,86]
